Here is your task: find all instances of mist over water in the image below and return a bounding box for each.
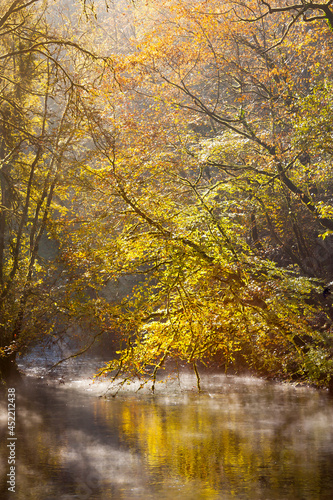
[1,353,333,500]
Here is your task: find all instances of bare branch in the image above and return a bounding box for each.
[0,0,39,30]
[235,1,333,32]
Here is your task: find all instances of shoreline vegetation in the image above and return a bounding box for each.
[1,0,333,391]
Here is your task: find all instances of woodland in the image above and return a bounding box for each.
[1,0,333,391]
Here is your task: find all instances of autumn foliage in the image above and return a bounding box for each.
[1,0,333,389]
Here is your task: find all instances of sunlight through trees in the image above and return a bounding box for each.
[1,0,333,390]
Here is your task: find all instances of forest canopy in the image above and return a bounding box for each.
[1,0,333,391]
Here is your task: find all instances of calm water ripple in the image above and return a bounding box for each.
[1,369,333,500]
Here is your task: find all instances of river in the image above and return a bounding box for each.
[1,362,333,500]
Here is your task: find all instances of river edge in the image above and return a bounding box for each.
[8,357,332,401]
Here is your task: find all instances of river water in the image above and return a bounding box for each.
[1,363,333,500]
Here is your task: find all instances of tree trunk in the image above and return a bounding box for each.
[0,353,22,384]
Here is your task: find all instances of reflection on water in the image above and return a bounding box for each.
[1,373,333,499]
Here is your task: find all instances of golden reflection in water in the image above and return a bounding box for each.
[1,377,333,500]
[93,384,333,500]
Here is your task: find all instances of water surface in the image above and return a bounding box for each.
[1,372,333,499]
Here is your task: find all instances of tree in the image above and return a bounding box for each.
[74,0,333,392]
[117,0,333,271]
[1,0,332,391]
[0,0,108,380]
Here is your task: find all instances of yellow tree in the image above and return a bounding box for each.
[0,0,108,380]
[67,0,333,391]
